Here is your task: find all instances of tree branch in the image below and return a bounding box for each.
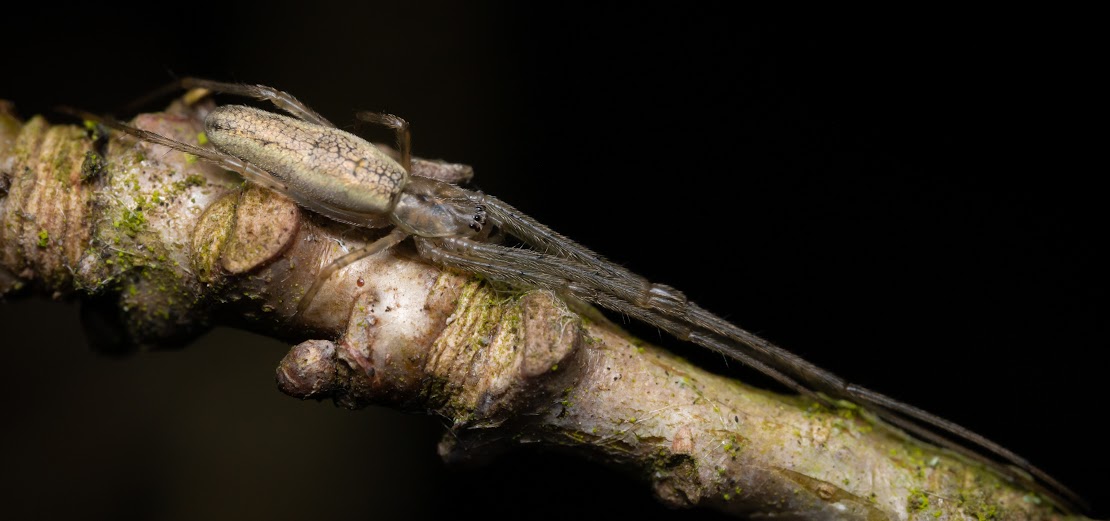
[0,98,1085,520]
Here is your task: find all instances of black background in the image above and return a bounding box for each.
[3,4,1104,520]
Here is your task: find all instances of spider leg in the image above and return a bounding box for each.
[375,142,474,185]
[478,193,614,269]
[430,235,847,392]
[860,399,1083,513]
[414,236,821,400]
[355,112,412,174]
[59,107,294,193]
[480,195,828,381]
[847,384,1084,510]
[426,209,1084,510]
[297,228,409,316]
[124,77,335,128]
[476,194,831,380]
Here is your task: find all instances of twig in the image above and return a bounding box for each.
[0,98,1086,520]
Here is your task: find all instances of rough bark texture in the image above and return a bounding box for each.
[0,98,1087,520]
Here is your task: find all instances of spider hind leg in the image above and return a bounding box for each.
[124,77,335,128]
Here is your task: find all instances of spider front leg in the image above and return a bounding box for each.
[412,236,820,399]
[466,195,837,387]
[426,197,1084,509]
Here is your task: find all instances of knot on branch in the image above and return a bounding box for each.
[276,339,338,399]
[421,285,584,427]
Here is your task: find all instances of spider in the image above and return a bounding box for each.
[61,78,1081,511]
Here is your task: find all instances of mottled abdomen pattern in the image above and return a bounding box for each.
[205,105,407,216]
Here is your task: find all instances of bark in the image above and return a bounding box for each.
[0,97,1087,521]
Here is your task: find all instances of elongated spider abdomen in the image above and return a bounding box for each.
[206,105,407,216]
